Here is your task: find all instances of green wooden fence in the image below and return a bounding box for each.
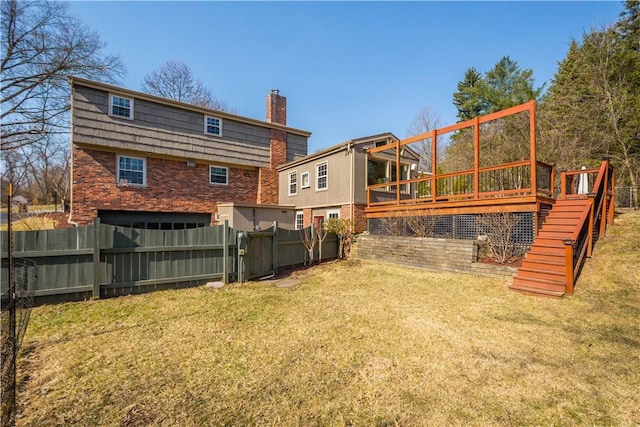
[1,220,338,304]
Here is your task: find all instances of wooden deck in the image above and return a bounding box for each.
[363,101,616,297]
[365,101,552,218]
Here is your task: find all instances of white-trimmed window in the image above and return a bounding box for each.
[295,211,304,230]
[205,116,222,136]
[210,165,228,185]
[300,171,310,189]
[316,162,328,191]
[117,155,145,185]
[110,94,133,119]
[288,171,297,195]
[327,210,340,219]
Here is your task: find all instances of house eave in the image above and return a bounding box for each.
[277,132,401,171]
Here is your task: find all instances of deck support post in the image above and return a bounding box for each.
[599,160,608,238]
[473,117,480,199]
[432,129,438,203]
[529,100,537,197]
[396,137,401,205]
[563,239,575,295]
[608,162,615,227]
[560,171,567,199]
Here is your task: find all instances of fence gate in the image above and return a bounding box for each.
[237,223,278,282]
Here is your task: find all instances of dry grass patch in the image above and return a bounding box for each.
[1,214,57,231]
[16,211,640,426]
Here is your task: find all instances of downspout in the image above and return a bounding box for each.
[67,78,79,228]
[348,141,354,230]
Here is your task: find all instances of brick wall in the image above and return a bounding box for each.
[337,204,368,233]
[71,147,259,225]
[257,168,279,204]
[303,208,313,228]
[257,129,288,204]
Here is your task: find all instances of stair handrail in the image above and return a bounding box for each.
[563,195,595,295]
[561,159,613,294]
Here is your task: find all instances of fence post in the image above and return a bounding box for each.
[222,220,229,284]
[93,218,101,299]
[272,221,278,276]
[237,231,247,283]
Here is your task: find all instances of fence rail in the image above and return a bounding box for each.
[1,221,337,304]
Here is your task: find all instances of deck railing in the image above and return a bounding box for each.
[368,160,554,207]
[561,159,615,237]
[366,101,549,209]
[561,159,614,294]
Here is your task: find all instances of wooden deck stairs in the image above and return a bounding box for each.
[510,199,592,297]
[510,159,615,298]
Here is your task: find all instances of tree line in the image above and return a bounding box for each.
[2,0,639,207]
[409,1,639,206]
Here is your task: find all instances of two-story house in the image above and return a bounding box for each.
[277,133,420,233]
[69,77,311,229]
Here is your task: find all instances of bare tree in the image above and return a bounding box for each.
[141,60,229,111]
[316,222,328,263]
[475,213,526,264]
[406,107,442,173]
[21,136,70,205]
[406,212,437,237]
[300,226,317,265]
[377,216,407,236]
[1,0,125,150]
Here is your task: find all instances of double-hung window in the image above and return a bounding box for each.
[205,116,222,136]
[117,155,145,185]
[288,171,297,195]
[295,211,304,230]
[110,94,133,119]
[316,162,328,191]
[210,165,228,185]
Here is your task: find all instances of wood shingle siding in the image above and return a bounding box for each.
[73,86,275,168]
[286,134,308,162]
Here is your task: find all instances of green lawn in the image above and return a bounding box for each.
[17,211,640,426]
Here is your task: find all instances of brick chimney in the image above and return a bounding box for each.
[266,89,287,126]
[258,90,288,204]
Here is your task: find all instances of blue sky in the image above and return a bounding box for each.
[69,1,624,154]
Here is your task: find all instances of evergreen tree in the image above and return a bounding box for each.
[452,67,487,121]
[539,0,639,198]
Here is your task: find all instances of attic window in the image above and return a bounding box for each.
[205,116,222,136]
[110,94,133,119]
